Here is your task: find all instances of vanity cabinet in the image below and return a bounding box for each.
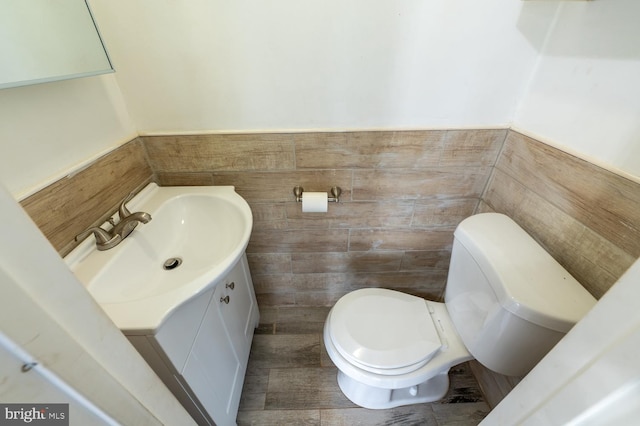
[126,254,259,425]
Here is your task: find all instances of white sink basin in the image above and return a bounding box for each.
[65,183,253,332]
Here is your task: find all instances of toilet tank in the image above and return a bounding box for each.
[444,213,596,377]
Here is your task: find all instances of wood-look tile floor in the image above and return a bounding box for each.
[237,307,490,425]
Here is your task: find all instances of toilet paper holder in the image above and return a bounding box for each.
[293,186,341,203]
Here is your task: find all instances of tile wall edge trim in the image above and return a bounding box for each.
[137,125,511,137]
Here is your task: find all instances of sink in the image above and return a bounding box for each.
[65,183,253,332]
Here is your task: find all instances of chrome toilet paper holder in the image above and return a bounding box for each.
[293,186,341,203]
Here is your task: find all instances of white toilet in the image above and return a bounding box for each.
[323,213,597,409]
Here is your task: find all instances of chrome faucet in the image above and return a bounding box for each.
[75,192,152,251]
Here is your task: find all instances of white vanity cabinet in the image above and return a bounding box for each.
[126,254,259,425]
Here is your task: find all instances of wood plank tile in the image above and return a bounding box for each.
[248,229,349,253]
[251,203,288,225]
[352,168,491,201]
[521,204,628,298]
[237,392,266,412]
[143,133,295,172]
[265,367,356,410]
[439,129,507,167]
[481,169,526,214]
[275,307,331,324]
[400,250,452,271]
[248,335,320,370]
[412,198,478,227]
[256,307,278,325]
[290,273,353,293]
[295,131,445,169]
[275,322,324,334]
[256,293,296,307]
[320,406,438,425]
[349,228,454,252]
[237,409,320,426]
[238,373,269,411]
[272,307,329,334]
[212,170,353,202]
[252,274,295,296]
[154,172,214,186]
[431,402,490,426]
[320,337,333,368]
[498,131,640,258]
[276,321,326,335]
[247,253,292,275]
[291,271,447,296]
[293,292,350,307]
[238,289,489,425]
[485,169,589,256]
[356,271,448,300]
[292,251,404,274]
[21,139,152,256]
[293,132,348,169]
[562,253,620,300]
[285,200,415,229]
[475,200,495,214]
[250,203,287,224]
[484,168,635,298]
[290,271,447,306]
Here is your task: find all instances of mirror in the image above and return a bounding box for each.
[0,0,113,89]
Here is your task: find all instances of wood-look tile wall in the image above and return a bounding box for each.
[474,130,640,408]
[145,130,507,307]
[20,129,639,303]
[20,128,640,410]
[20,139,153,257]
[482,131,640,299]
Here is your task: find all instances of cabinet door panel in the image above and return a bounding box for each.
[219,259,254,362]
[155,287,213,372]
[184,284,241,426]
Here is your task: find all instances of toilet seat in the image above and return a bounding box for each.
[328,288,442,375]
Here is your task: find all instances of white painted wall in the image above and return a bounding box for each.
[513,0,640,180]
[0,74,136,199]
[2,0,639,197]
[89,0,555,133]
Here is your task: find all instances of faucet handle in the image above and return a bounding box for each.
[118,191,136,219]
[75,226,122,251]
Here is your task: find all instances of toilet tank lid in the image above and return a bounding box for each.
[454,213,597,333]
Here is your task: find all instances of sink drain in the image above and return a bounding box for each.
[163,257,183,270]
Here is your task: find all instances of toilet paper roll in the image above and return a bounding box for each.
[302,192,328,213]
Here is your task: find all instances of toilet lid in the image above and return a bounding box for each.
[329,288,442,372]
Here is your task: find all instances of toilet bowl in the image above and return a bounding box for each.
[323,213,597,410]
[324,290,473,409]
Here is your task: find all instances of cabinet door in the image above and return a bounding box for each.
[183,284,241,426]
[219,257,256,362]
[155,287,213,372]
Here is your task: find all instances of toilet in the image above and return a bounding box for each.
[323,213,597,409]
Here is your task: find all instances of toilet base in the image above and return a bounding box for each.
[337,369,450,410]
